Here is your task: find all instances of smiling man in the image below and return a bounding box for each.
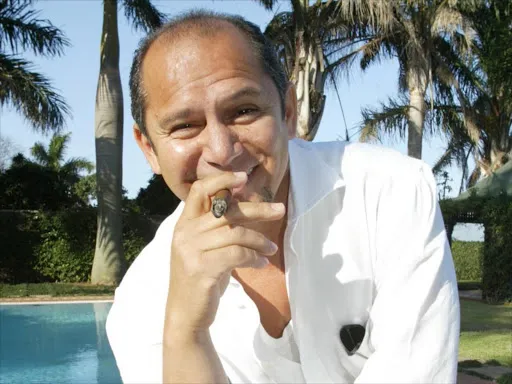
[106,10,460,384]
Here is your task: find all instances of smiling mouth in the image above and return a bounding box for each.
[246,165,256,176]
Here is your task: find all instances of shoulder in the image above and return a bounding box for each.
[301,139,434,188]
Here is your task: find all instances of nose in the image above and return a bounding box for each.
[201,122,243,169]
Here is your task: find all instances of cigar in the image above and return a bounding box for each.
[211,189,231,218]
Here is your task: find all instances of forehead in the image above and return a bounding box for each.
[141,24,267,103]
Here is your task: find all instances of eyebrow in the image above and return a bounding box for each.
[158,108,194,129]
[222,87,262,104]
[158,86,263,129]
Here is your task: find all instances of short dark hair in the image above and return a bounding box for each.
[129,10,289,139]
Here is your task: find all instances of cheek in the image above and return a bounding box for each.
[158,141,201,199]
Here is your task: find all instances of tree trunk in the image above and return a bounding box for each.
[406,65,427,159]
[91,0,126,285]
[291,1,326,142]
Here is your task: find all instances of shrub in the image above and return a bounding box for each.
[0,210,45,283]
[0,208,159,284]
[451,241,483,281]
[34,209,96,283]
[441,195,512,303]
[481,196,512,304]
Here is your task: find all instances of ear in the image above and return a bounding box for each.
[284,82,298,139]
[133,124,162,175]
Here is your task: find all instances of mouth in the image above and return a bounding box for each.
[231,164,258,198]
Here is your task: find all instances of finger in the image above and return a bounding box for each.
[199,225,279,256]
[181,172,247,220]
[196,201,286,232]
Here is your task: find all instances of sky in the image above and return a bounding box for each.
[0,0,482,240]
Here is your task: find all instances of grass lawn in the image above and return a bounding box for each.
[459,299,512,367]
[0,283,115,298]
[459,331,512,366]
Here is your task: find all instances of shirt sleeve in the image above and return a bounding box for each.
[354,163,460,384]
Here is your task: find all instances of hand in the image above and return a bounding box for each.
[165,171,286,334]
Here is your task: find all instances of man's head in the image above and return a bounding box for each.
[131,10,297,204]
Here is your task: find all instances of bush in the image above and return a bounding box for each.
[0,208,159,284]
[451,241,483,281]
[442,195,512,303]
[35,209,96,283]
[0,210,45,283]
[481,196,512,304]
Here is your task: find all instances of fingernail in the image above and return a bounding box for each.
[255,257,269,269]
[233,171,247,180]
[270,203,284,211]
[269,241,278,252]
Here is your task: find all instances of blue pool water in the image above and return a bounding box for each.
[0,302,122,384]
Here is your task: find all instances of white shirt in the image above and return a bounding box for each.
[106,139,460,383]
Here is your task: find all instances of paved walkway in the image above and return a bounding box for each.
[459,290,483,301]
[458,372,494,384]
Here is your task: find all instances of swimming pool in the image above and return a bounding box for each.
[0,301,122,384]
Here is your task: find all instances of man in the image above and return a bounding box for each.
[106,10,460,384]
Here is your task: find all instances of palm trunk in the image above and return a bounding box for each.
[91,0,126,285]
[291,1,326,141]
[406,65,427,159]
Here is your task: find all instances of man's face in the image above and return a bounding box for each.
[135,26,297,204]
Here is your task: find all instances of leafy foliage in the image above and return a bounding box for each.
[440,196,512,303]
[356,0,476,159]
[0,0,70,132]
[0,208,157,284]
[481,196,512,304]
[0,133,94,210]
[451,241,483,281]
[134,174,181,216]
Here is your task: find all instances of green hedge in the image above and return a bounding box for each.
[451,241,483,281]
[441,195,512,303]
[481,196,512,304]
[0,208,158,284]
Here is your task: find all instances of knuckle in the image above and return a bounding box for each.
[231,225,246,239]
[189,180,205,197]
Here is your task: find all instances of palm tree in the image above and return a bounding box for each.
[92,0,165,285]
[351,0,475,159]
[255,0,374,141]
[31,132,94,180]
[0,0,69,132]
[430,0,512,191]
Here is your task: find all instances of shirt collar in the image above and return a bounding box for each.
[287,138,346,221]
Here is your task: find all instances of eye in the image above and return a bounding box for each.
[173,123,193,130]
[169,122,202,139]
[236,108,258,116]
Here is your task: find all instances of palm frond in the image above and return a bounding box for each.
[359,97,410,143]
[48,132,70,166]
[252,0,278,11]
[30,142,50,166]
[122,0,166,33]
[467,165,481,188]
[432,146,455,175]
[336,0,396,32]
[0,0,69,56]
[0,53,70,132]
[61,158,94,176]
